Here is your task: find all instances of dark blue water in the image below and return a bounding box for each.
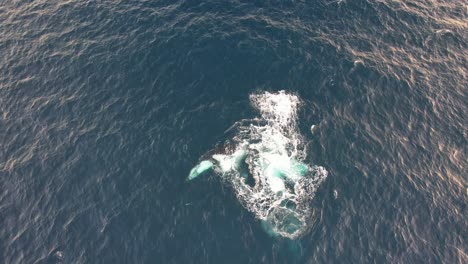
[1,0,466,263]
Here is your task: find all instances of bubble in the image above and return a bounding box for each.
[54,251,63,260]
[333,189,339,199]
[310,124,317,134]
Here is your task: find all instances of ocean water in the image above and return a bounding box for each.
[0,0,466,263]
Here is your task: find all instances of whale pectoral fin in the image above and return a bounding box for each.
[187,160,214,180]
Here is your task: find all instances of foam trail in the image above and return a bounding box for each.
[188,91,328,239]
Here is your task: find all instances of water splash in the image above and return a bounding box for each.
[189,91,328,239]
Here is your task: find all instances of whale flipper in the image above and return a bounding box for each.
[187,160,213,180]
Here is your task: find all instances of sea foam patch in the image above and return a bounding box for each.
[188,91,328,239]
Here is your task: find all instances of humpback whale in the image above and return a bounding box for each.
[188,91,328,239]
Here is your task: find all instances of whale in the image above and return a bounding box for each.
[187,91,328,239]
